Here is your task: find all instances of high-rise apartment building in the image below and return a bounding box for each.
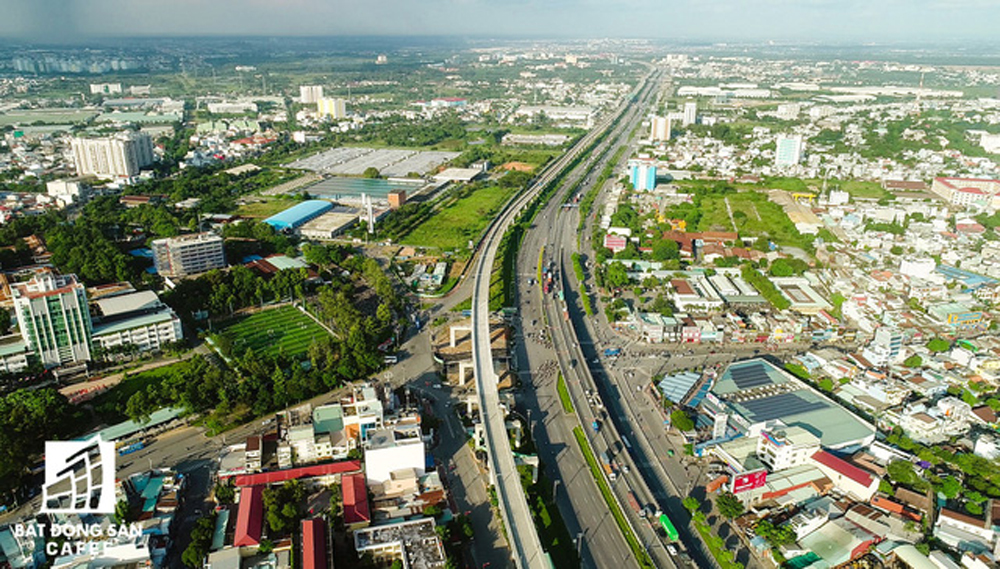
[775,135,804,167]
[151,233,226,278]
[649,116,671,142]
[299,85,324,104]
[316,97,347,119]
[683,101,697,127]
[628,159,657,191]
[71,132,154,178]
[12,271,92,367]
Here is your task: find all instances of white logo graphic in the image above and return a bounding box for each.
[41,436,116,514]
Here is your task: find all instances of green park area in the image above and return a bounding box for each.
[217,305,329,358]
[90,363,185,424]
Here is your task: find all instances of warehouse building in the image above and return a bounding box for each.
[701,359,876,451]
[264,200,334,231]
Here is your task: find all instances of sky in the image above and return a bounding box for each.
[1,0,999,44]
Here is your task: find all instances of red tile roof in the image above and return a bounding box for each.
[301,519,327,569]
[234,461,362,487]
[234,486,264,547]
[812,450,874,488]
[342,473,370,526]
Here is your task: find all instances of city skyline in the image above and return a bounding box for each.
[3,0,1000,44]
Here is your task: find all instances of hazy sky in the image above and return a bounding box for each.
[2,0,999,43]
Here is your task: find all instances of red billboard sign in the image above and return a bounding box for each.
[731,469,767,494]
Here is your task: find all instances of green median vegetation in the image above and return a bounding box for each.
[572,427,655,569]
[557,374,574,414]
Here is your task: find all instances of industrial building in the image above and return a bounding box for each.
[701,359,876,450]
[264,200,334,231]
[151,232,226,278]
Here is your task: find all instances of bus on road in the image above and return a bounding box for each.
[659,513,679,541]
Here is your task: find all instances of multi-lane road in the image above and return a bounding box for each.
[469,66,662,569]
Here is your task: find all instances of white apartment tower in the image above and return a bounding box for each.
[71,132,154,178]
[299,85,324,104]
[317,97,347,119]
[649,116,671,142]
[775,135,804,167]
[682,101,697,127]
[12,271,93,367]
[151,233,226,278]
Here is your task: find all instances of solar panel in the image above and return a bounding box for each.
[729,363,774,389]
[740,392,827,421]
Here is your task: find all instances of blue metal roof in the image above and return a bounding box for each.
[263,200,333,230]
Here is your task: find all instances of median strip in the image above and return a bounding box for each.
[557,374,574,414]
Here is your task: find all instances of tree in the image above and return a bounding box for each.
[903,354,923,368]
[182,515,216,568]
[941,475,962,499]
[890,245,904,255]
[215,481,236,504]
[887,460,918,486]
[670,409,694,432]
[605,262,630,289]
[927,338,950,353]
[0,309,10,335]
[362,167,380,179]
[716,492,745,519]
[651,239,680,262]
[683,496,700,514]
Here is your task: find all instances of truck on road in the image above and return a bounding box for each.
[604,347,622,357]
[592,420,600,433]
[599,451,618,481]
[627,491,641,515]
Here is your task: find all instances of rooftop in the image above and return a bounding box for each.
[709,359,875,449]
[263,200,334,231]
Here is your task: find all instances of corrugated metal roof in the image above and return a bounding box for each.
[234,461,361,487]
[301,519,327,569]
[234,486,264,547]
[263,200,333,230]
[343,473,370,525]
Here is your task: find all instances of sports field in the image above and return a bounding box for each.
[221,306,328,357]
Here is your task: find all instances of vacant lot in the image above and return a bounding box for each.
[220,306,329,358]
[698,191,809,248]
[402,184,518,250]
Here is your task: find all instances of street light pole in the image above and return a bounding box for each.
[552,479,560,501]
[576,531,584,559]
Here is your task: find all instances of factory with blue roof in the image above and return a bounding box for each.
[263,200,334,231]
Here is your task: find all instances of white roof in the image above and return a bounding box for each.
[95,290,161,317]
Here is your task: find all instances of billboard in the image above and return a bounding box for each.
[731,469,767,494]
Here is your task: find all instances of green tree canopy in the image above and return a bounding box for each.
[716,492,745,519]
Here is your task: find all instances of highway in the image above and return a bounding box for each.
[469,68,659,569]
[518,68,747,568]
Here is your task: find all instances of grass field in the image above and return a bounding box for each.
[402,184,519,250]
[91,362,187,424]
[220,306,329,358]
[0,108,99,126]
[235,198,297,219]
[697,192,810,249]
